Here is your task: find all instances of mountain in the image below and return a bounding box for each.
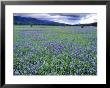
[14,16,97,26]
[14,16,69,26]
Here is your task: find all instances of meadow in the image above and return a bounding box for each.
[13,25,97,75]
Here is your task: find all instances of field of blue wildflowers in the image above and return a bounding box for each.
[13,25,97,75]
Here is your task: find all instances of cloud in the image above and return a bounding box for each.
[79,14,97,24]
[14,13,97,25]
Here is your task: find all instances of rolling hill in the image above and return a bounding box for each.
[14,16,97,26]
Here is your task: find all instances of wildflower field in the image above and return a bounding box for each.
[13,25,97,75]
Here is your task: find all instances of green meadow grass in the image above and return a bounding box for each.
[13,25,97,75]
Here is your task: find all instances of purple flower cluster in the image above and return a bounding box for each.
[13,26,97,75]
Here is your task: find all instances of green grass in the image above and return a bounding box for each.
[13,25,97,75]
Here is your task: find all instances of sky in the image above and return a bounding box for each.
[14,13,97,25]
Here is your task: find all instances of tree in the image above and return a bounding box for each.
[29,21,33,27]
[81,25,84,28]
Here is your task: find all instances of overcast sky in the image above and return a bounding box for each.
[14,13,97,25]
